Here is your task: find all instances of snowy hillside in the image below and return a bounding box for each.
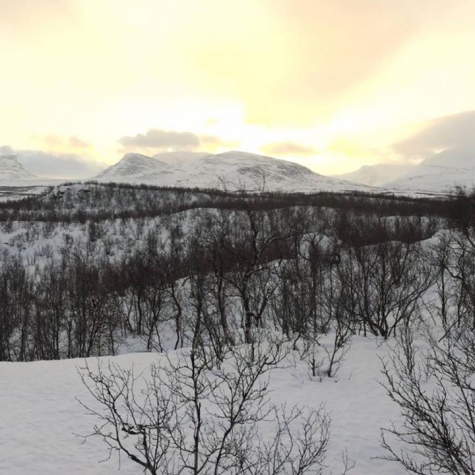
[0,153,67,196]
[96,151,377,193]
[334,149,475,194]
[0,154,36,180]
[0,337,407,475]
[95,152,170,180]
[335,163,413,187]
[386,148,475,193]
[0,155,65,197]
[152,150,210,165]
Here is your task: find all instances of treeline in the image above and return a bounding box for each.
[1,187,464,362]
[1,185,474,362]
[0,181,452,224]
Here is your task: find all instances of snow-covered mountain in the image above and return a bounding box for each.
[0,154,64,198]
[95,151,377,193]
[386,148,475,193]
[95,153,170,181]
[0,154,37,180]
[335,163,413,187]
[152,151,209,166]
[333,149,475,194]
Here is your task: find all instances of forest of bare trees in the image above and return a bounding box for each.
[5,183,475,474]
[0,185,446,361]
[0,182,458,363]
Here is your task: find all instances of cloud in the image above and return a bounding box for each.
[199,135,240,150]
[204,118,219,126]
[0,145,106,179]
[260,141,319,157]
[393,110,475,160]
[119,129,239,153]
[20,151,106,179]
[119,129,200,151]
[0,0,74,33]
[68,136,92,149]
[32,134,93,153]
[182,0,475,126]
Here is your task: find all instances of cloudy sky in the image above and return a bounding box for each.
[2,0,475,177]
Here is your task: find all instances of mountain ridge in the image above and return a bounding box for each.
[334,163,413,187]
[95,152,170,180]
[95,150,377,193]
[0,154,37,180]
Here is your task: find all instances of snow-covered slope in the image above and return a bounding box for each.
[335,149,475,194]
[386,148,475,193]
[0,336,405,475]
[95,153,170,180]
[0,154,36,180]
[152,151,210,166]
[421,148,475,168]
[335,163,413,187]
[96,151,377,193]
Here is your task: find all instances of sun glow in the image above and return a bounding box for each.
[1,0,475,175]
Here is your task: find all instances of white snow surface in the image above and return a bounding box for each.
[335,163,413,187]
[340,148,475,194]
[385,149,475,193]
[0,154,36,180]
[95,152,170,180]
[95,151,378,193]
[386,165,475,194]
[0,336,407,475]
[152,151,210,166]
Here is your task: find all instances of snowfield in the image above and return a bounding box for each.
[0,335,408,475]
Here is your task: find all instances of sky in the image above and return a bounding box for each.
[2,0,475,178]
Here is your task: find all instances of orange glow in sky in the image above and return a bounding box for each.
[2,0,475,175]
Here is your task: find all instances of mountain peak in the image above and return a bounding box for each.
[421,148,475,168]
[152,151,210,166]
[0,154,36,180]
[96,153,170,180]
[334,162,413,187]
[95,150,373,192]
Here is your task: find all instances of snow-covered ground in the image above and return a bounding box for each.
[0,183,452,474]
[0,335,407,475]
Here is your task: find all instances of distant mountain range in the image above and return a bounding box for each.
[3,147,475,195]
[152,151,210,166]
[95,153,170,180]
[335,148,475,194]
[335,163,413,187]
[0,154,37,181]
[94,151,376,193]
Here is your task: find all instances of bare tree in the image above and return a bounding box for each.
[381,325,475,474]
[79,335,331,475]
[339,237,433,339]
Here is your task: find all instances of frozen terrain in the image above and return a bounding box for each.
[0,335,407,475]
[0,182,460,475]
